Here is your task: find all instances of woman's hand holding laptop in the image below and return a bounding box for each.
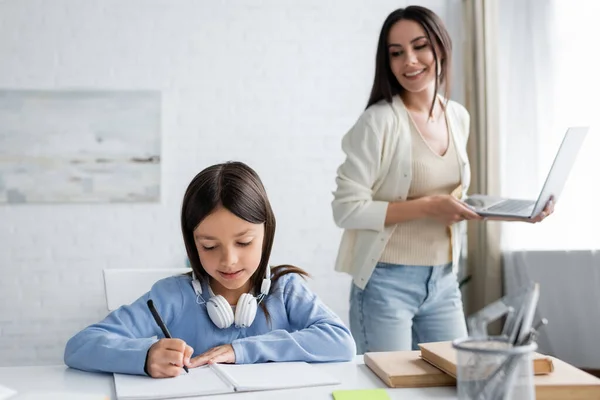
[477,197,555,223]
[424,195,483,225]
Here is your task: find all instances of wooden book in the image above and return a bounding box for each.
[534,356,600,400]
[419,342,600,399]
[364,350,455,388]
[418,341,554,377]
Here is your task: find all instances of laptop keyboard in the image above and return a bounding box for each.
[486,199,534,214]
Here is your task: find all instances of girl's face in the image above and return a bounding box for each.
[387,19,438,94]
[193,206,264,295]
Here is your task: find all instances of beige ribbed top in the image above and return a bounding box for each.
[379,115,461,266]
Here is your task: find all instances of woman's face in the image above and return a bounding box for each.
[387,19,439,94]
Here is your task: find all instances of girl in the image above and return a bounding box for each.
[331,6,553,353]
[65,161,355,377]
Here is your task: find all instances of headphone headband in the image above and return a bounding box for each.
[260,265,271,297]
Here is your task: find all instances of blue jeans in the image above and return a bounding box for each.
[349,262,467,354]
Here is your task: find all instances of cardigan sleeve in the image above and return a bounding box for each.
[331,112,389,232]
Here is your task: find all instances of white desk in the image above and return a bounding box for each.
[0,357,457,400]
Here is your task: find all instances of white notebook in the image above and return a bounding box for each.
[0,384,16,400]
[10,393,107,400]
[113,362,340,400]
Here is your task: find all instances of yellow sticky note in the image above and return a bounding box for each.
[332,389,390,400]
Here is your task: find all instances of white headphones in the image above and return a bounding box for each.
[191,265,271,329]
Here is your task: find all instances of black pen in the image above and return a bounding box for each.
[147,299,189,373]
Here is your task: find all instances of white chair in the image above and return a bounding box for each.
[102,268,191,311]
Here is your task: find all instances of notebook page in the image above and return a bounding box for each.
[113,366,233,400]
[11,393,108,400]
[0,383,16,400]
[214,362,340,392]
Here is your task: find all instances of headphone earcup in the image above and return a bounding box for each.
[206,295,234,329]
[234,293,258,328]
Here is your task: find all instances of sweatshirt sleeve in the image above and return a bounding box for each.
[331,111,388,231]
[63,278,184,375]
[231,274,356,364]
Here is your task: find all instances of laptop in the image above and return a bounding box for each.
[464,126,589,218]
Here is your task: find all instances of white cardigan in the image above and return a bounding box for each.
[332,95,471,289]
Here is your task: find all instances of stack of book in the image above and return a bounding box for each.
[364,341,600,400]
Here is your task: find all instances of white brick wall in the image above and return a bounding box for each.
[0,0,464,366]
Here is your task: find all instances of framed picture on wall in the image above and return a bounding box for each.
[0,90,161,204]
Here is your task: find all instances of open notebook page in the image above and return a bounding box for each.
[214,361,340,391]
[11,393,108,400]
[113,366,232,400]
[0,383,16,400]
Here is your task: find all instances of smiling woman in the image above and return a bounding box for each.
[332,5,478,354]
[331,5,557,355]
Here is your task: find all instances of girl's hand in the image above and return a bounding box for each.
[424,195,483,225]
[146,338,193,378]
[190,344,236,367]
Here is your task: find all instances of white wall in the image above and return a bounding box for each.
[0,0,464,366]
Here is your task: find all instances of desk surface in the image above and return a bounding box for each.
[0,357,457,400]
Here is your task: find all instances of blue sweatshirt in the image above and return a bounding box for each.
[64,273,356,375]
